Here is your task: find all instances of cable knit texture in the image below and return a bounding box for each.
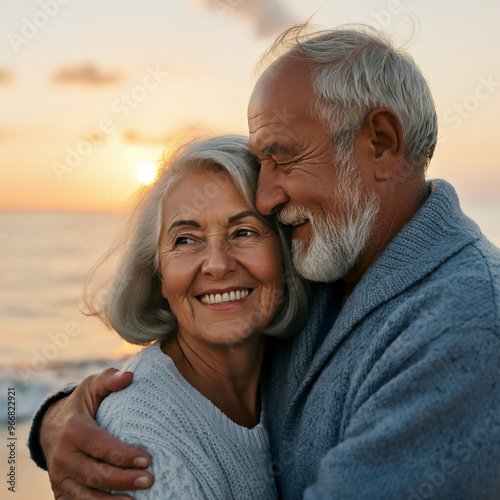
[267,180,500,499]
[96,342,277,499]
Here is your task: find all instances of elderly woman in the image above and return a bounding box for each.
[52,135,308,499]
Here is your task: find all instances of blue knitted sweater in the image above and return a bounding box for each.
[266,180,500,499]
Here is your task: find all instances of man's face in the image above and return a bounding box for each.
[248,58,340,242]
[248,57,379,282]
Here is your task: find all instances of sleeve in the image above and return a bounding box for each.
[27,384,77,470]
[304,328,500,500]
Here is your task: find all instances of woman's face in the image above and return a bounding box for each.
[158,169,285,347]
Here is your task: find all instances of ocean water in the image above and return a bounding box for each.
[0,212,140,423]
[0,205,499,423]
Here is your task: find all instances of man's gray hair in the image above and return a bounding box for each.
[259,23,438,171]
[86,135,309,345]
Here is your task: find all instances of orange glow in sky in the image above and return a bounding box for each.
[1,1,499,211]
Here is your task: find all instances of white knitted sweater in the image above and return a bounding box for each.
[96,342,277,499]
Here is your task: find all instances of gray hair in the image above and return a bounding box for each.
[258,23,438,171]
[86,135,309,344]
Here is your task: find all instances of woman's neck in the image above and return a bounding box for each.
[161,332,266,428]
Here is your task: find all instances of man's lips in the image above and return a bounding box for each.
[289,218,308,227]
[291,219,310,240]
[197,288,252,305]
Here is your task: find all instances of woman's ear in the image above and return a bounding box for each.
[354,107,404,182]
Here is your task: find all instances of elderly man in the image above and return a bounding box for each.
[30,25,500,499]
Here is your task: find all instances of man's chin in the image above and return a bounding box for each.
[292,252,337,283]
[292,242,355,283]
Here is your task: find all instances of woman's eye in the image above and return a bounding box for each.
[235,229,255,238]
[174,236,194,246]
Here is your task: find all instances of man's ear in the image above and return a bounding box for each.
[354,107,404,181]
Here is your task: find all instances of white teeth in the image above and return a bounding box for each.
[200,289,249,304]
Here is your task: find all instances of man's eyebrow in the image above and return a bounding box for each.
[168,220,200,232]
[261,142,294,156]
[228,211,254,224]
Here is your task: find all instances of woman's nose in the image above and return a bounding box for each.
[255,165,289,216]
[201,242,236,277]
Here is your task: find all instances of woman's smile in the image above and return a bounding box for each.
[198,288,251,305]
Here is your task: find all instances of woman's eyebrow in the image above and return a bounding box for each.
[168,219,200,232]
[228,211,254,223]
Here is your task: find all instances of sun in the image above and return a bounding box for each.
[136,162,158,185]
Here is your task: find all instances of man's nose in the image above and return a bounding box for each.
[255,166,289,216]
[201,242,236,278]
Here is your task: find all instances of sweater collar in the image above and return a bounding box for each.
[290,179,482,396]
[336,179,481,335]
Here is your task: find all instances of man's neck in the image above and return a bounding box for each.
[341,181,430,304]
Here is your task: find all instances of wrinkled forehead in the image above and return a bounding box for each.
[248,56,315,121]
[162,169,242,219]
[248,57,318,155]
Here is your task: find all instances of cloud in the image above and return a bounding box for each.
[52,63,123,86]
[197,0,294,37]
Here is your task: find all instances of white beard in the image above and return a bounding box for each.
[278,157,380,283]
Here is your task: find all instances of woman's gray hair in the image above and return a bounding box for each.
[86,135,309,345]
[258,23,438,171]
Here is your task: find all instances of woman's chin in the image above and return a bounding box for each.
[191,321,266,349]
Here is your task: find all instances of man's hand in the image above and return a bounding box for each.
[41,368,154,499]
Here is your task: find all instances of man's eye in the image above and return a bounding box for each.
[174,236,194,245]
[276,159,295,170]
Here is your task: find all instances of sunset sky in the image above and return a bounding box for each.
[1,0,499,211]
